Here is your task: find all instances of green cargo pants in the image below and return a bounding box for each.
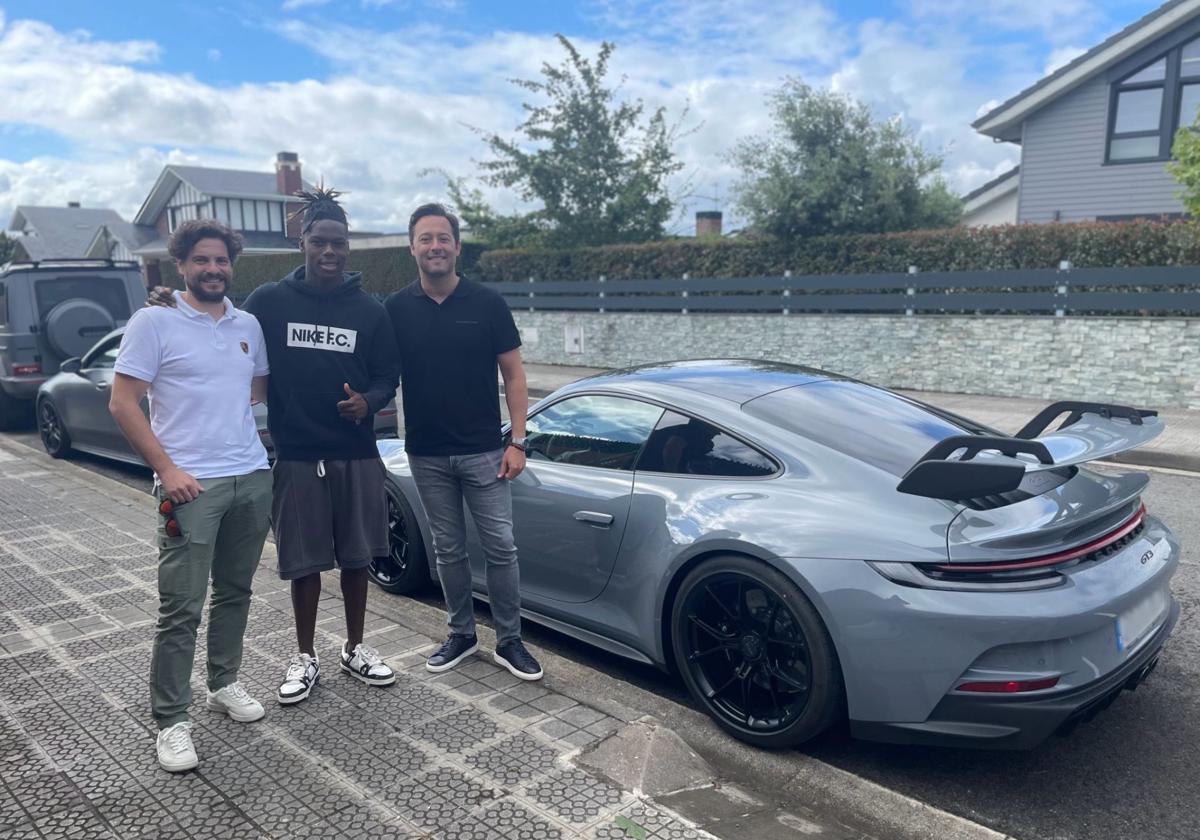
[150,470,272,729]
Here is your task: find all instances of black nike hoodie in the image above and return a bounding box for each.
[243,267,398,461]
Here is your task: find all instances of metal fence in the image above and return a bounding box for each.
[482,266,1200,315]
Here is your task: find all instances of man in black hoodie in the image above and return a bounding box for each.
[243,189,400,704]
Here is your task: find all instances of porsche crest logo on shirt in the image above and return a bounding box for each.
[240,341,250,354]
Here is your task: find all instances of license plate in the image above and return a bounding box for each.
[1115,588,1168,653]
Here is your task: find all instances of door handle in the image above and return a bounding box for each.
[95,381,110,390]
[573,510,614,527]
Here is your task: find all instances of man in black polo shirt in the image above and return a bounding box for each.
[384,204,542,681]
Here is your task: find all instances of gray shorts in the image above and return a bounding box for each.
[271,458,388,581]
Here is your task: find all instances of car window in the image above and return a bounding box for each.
[637,411,776,477]
[83,336,122,370]
[526,395,663,471]
[743,380,976,477]
[0,281,7,326]
[34,276,131,321]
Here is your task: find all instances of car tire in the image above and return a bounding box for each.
[670,555,844,748]
[36,398,73,458]
[369,482,431,595]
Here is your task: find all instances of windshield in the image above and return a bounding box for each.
[743,380,984,476]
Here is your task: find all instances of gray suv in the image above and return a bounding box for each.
[0,259,146,430]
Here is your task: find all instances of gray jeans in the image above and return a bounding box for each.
[409,449,522,644]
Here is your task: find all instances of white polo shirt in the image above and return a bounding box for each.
[115,292,270,479]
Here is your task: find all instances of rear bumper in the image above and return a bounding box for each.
[850,598,1179,750]
[0,376,47,400]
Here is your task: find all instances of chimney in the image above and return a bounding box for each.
[695,210,722,238]
[67,201,81,208]
[275,152,301,197]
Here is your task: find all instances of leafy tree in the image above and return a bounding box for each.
[0,232,14,264]
[449,35,688,249]
[730,79,961,239]
[1168,118,1200,216]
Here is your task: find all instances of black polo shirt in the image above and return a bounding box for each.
[384,277,521,456]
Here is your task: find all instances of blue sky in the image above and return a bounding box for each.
[0,0,1165,233]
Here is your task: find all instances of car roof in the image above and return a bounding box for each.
[565,359,840,404]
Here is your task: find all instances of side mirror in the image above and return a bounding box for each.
[60,358,82,374]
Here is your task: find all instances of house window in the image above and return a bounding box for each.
[1109,58,1166,161]
[1108,36,1200,162]
[1179,38,1200,129]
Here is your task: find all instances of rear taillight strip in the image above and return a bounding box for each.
[929,503,1146,574]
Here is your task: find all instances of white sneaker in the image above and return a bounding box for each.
[156,721,198,772]
[340,642,396,687]
[278,653,319,705]
[206,681,265,722]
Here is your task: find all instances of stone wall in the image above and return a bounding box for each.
[511,312,1200,409]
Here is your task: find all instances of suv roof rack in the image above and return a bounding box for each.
[2,259,141,271]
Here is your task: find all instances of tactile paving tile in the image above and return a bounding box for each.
[464,732,561,787]
[475,796,564,840]
[386,764,502,830]
[407,706,500,754]
[525,767,627,826]
[589,802,707,840]
[89,780,172,837]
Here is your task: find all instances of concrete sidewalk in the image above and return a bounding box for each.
[0,438,835,840]
[518,363,1200,473]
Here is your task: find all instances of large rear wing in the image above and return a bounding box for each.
[897,401,1163,501]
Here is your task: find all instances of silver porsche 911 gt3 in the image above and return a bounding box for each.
[370,359,1179,750]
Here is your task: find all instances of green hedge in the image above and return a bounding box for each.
[475,220,1200,281]
[157,221,1200,291]
[158,242,487,295]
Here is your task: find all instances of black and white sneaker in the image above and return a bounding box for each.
[494,640,543,681]
[425,633,479,673]
[340,642,396,686]
[278,653,319,705]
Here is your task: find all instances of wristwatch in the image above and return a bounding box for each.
[509,436,527,451]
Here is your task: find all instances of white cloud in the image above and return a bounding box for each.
[1044,45,1086,75]
[280,0,330,10]
[0,3,1146,233]
[588,0,849,67]
[0,14,159,65]
[207,47,222,62]
[907,0,1102,42]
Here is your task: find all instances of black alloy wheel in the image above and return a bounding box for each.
[369,483,430,595]
[37,399,72,458]
[671,555,843,748]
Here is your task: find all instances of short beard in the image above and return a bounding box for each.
[187,275,227,303]
[421,257,456,281]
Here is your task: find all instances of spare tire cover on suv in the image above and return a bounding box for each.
[45,299,116,360]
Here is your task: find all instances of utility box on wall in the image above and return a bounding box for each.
[564,324,585,354]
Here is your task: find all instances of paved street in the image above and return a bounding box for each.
[0,438,753,840]
[3,365,1197,840]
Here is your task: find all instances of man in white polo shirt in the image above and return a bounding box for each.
[110,219,272,773]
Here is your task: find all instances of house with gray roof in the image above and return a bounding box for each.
[132,152,314,284]
[7,153,317,284]
[966,0,1200,225]
[7,204,146,261]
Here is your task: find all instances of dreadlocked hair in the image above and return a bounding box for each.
[290,185,348,233]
